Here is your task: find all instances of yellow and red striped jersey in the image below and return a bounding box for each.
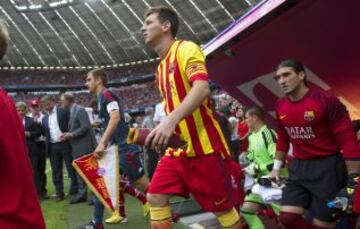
[156,40,230,158]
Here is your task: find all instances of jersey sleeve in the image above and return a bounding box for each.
[246,136,255,162]
[264,128,277,159]
[177,41,208,83]
[275,108,290,154]
[103,90,120,113]
[259,128,277,172]
[326,95,360,160]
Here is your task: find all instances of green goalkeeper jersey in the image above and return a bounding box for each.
[246,125,286,177]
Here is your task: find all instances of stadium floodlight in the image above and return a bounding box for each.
[12,0,80,12]
[16,5,28,11]
[29,4,42,10]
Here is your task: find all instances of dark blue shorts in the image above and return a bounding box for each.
[118,144,144,183]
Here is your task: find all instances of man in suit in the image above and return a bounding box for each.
[60,92,97,204]
[16,101,42,198]
[29,99,48,200]
[41,95,78,201]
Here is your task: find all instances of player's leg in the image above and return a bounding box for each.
[147,156,189,229]
[121,173,149,216]
[240,194,264,229]
[147,193,172,229]
[187,155,241,228]
[278,157,313,229]
[124,184,147,205]
[105,182,127,224]
[303,154,347,228]
[120,149,149,192]
[279,206,310,229]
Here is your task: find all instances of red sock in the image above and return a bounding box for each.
[119,189,126,217]
[124,185,147,204]
[279,212,312,229]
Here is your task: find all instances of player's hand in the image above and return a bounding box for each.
[335,173,360,214]
[269,169,281,183]
[94,142,107,159]
[145,117,176,152]
[60,132,72,141]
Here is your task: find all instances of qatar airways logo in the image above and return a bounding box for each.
[285,126,316,139]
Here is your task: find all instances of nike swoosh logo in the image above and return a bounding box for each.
[280,115,287,120]
[214,197,227,206]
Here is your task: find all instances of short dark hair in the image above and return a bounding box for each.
[277,59,307,85]
[0,20,9,61]
[246,106,265,121]
[62,92,74,103]
[41,95,54,103]
[88,69,108,86]
[277,59,305,74]
[144,6,179,37]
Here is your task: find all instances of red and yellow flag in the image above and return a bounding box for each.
[72,145,120,213]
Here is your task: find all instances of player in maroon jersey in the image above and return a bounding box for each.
[270,59,360,228]
[0,22,46,228]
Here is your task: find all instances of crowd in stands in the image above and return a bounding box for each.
[0,63,157,85]
[10,82,162,111]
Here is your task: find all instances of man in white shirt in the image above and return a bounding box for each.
[153,102,166,126]
[41,95,78,201]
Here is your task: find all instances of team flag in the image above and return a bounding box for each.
[72,145,120,213]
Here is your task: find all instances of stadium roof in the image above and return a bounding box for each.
[0,0,260,70]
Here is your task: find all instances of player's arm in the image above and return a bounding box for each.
[270,115,290,180]
[326,95,360,174]
[262,129,277,172]
[94,102,121,158]
[146,80,210,150]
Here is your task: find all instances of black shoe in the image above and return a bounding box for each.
[54,192,65,202]
[40,194,50,200]
[77,221,104,229]
[70,196,87,204]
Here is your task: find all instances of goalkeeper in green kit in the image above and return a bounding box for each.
[241,106,287,229]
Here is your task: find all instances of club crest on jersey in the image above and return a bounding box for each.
[169,63,174,74]
[304,111,315,122]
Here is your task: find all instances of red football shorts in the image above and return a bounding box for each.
[148,154,235,212]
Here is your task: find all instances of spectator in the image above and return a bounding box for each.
[15,101,42,198]
[60,92,97,204]
[142,107,155,129]
[41,95,78,201]
[28,99,48,200]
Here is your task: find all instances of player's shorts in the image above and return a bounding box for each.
[111,144,144,183]
[148,154,235,212]
[282,153,347,222]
